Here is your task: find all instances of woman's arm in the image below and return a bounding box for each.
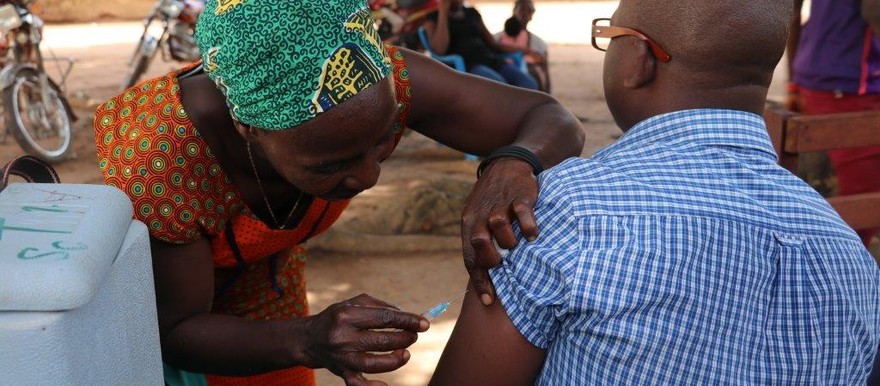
[151,237,428,384]
[403,48,584,305]
[430,286,546,386]
[423,0,452,54]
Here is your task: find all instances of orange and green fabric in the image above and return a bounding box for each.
[93,44,411,386]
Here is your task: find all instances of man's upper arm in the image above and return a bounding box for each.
[431,177,580,385]
[430,286,546,386]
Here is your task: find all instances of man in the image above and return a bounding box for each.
[431,0,880,384]
[787,0,880,248]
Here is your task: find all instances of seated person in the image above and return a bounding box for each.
[494,0,550,92]
[423,0,538,90]
[431,0,880,384]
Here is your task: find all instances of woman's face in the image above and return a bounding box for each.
[250,76,400,201]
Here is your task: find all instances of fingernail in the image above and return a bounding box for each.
[420,319,430,331]
[481,294,493,306]
[527,236,537,242]
[403,350,411,361]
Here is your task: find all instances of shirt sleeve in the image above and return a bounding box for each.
[489,173,580,349]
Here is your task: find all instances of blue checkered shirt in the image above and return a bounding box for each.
[491,109,880,385]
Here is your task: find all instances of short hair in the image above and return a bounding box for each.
[504,16,523,37]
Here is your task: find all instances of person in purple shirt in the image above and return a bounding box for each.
[787,0,880,248]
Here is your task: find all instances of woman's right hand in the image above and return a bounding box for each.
[299,294,430,386]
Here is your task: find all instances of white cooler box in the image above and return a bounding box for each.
[0,183,162,385]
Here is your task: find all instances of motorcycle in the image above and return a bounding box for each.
[0,0,76,163]
[122,0,203,90]
[370,0,438,49]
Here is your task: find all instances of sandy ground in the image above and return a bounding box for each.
[0,2,853,385]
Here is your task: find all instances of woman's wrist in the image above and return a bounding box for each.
[477,145,544,179]
[282,316,317,368]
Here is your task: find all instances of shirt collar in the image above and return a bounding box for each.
[594,109,778,162]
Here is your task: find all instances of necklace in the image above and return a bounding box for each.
[246,142,304,230]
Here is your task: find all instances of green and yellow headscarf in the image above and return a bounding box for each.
[195,0,391,130]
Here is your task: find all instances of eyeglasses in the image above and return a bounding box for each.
[591,18,671,62]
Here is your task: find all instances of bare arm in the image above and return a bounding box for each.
[151,237,427,384]
[430,285,546,386]
[152,237,300,375]
[403,48,582,166]
[403,47,584,305]
[424,1,451,54]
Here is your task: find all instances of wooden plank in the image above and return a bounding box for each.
[763,108,799,172]
[763,108,787,157]
[828,193,880,230]
[787,111,880,153]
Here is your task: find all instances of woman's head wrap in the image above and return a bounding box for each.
[195,0,391,130]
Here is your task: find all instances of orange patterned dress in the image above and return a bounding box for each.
[93,45,412,386]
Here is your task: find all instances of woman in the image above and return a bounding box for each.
[423,0,538,89]
[93,0,583,385]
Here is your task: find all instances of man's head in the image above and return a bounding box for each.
[599,0,792,131]
[514,0,535,27]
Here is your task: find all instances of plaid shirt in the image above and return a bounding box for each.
[491,109,880,385]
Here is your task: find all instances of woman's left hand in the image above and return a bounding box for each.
[460,157,538,306]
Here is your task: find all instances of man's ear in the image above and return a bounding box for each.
[623,39,657,89]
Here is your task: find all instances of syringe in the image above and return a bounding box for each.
[419,290,469,321]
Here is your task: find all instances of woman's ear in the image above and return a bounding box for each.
[233,120,259,141]
[623,39,657,89]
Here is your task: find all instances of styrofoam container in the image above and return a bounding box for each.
[0,183,162,385]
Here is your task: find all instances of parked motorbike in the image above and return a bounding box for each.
[122,0,203,89]
[370,0,437,49]
[0,0,75,163]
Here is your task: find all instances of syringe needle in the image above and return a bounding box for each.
[420,290,469,321]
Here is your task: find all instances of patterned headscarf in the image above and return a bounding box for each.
[195,0,392,130]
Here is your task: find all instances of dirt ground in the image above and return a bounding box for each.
[0,2,873,385]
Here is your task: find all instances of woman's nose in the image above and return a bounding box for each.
[344,158,381,191]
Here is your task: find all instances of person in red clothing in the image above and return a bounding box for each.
[787,0,880,248]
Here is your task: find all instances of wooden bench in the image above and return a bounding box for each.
[763,107,880,231]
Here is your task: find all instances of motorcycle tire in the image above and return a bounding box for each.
[3,68,74,163]
[122,38,157,90]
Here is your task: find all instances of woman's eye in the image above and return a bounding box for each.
[312,163,343,175]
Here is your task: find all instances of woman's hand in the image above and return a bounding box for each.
[300,294,430,386]
[461,158,538,306]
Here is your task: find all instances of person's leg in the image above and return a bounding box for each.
[498,62,539,90]
[468,64,507,84]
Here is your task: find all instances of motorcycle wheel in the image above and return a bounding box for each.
[3,69,74,163]
[122,37,158,90]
